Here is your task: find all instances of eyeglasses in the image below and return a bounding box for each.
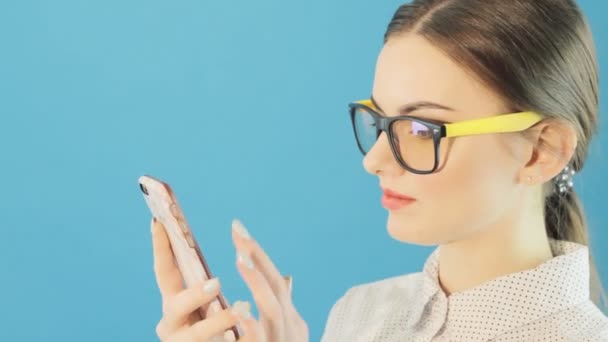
[349,99,543,174]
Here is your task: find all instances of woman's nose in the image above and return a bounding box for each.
[362,132,403,176]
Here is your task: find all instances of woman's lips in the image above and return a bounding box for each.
[381,188,416,210]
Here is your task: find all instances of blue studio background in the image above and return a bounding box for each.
[0,1,606,341]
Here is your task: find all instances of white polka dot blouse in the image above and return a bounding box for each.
[321,239,608,341]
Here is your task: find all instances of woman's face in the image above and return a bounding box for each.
[365,34,531,246]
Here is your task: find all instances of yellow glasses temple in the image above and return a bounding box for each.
[352,99,543,137]
[445,112,543,137]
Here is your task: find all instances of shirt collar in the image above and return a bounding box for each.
[409,238,590,340]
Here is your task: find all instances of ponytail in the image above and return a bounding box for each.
[544,189,608,314]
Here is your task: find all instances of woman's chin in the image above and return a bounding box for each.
[386,214,438,246]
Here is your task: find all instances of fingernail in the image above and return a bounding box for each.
[232,219,251,239]
[223,330,237,341]
[231,301,252,320]
[237,252,255,270]
[208,301,221,314]
[203,278,220,293]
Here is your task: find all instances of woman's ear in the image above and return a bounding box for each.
[519,119,578,185]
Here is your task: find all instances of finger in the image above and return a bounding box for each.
[231,220,289,303]
[236,251,283,326]
[173,302,249,342]
[160,278,222,334]
[228,300,250,341]
[203,294,225,319]
[223,329,237,342]
[236,315,265,342]
[151,218,183,297]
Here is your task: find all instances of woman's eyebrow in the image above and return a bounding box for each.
[370,95,455,115]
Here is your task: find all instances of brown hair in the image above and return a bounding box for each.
[384,0,606,312]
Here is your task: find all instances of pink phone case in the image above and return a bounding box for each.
[139,175,239,339]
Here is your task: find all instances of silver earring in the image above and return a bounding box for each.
[555,165,575,194]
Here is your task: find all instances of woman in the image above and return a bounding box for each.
[150,0,608,340]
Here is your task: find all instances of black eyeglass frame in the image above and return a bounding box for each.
[348,102,448,175]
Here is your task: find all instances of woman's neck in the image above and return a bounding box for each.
[437,207,553,297]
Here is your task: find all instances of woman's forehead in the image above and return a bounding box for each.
[372,34,506,117]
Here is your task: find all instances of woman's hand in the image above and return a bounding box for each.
[231,219,310,342]
[151,219,252,342]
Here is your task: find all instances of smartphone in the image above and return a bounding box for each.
[138,175,239,339]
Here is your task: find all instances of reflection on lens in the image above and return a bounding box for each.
[391,119,436,172]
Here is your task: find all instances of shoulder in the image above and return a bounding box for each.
[564,302,608,341]
[338,272,423,306]
[495,300,608,341]
[321,272,423,341]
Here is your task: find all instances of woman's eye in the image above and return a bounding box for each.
[410,122,433,138]
[410,130,433,138]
